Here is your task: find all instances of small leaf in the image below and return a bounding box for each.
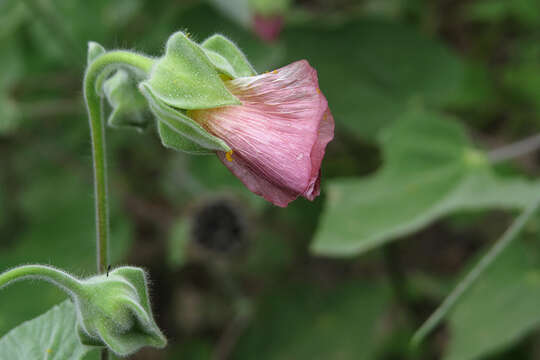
[158,121,215,155]
[444,238,540,360]
[87,41,105,65]
[0,300,95,360]
[140,83,230,153]
[201,34,256,78]
[312,109,540,256]
[103,70,152,131]
[142,31,240,110]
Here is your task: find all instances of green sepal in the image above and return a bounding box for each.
[87,41,105,65]
[103,70,152,131]
[158,121,215,154]
[75,266,167,356]
[201,34,256,78]
[140,83,230,154]
[142,31,240,110]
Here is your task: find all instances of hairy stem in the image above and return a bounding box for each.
[412,197,540,346]
[0,265,83,295]
[84,50,154,275]
[85,51,154,360]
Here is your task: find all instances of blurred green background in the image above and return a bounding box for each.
[2,0,540,359]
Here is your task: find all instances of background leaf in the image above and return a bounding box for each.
[312,109,540,256]
[444,235,540,360]
[233,281,391,360]
[0,300,97,360]
[282,19,464,138]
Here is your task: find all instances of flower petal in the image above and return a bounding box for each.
[191,60,334,206]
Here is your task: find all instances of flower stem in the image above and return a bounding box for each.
[0,265,83,295]
[488,132,540,164]
[85,51,154,360]
[411,197,540,346]
[84,51,154,274]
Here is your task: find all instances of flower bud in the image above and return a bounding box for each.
[0,265,166,357]
[74,266,167,356]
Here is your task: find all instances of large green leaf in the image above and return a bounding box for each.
[282,19,464,138]
[312,109,540,256]
[444,238,540,360]
[233,282,390,360]
[0,300,97,360]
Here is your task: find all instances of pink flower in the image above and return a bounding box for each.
[189,60,334,207]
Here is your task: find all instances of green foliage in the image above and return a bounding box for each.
[201,34,256,78]
[0,40,21,134]
[312,109,540,256]
[141,83,230,154]
[0,0,27,38]
[0,301,94,360]
[466,0,540,27]
[104,70,152,130]
[445,238,540,360]
[143,31,240,110]
[0,170,131,337]
[234,282,391,360]
[167,218,190,268]
[282,19,464,138]
[3,1,540,359]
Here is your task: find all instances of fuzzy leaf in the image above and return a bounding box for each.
[140,83,230,153]
[312,109,540,256]
[142,31,240,110]
[87,41,105,65]
[0,301,95,360]
[103,70,152,130]
[201,34,256,78]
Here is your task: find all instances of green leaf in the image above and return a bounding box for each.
[87,41,105,65]
[201,34,256,78]
[283,19,464,138]
[103,70,152,131]
[140,83,230,154]
[444,238,540,360]
[143,31,240,110]
[312,109,540,256]
[234,282,390,360]
[0,300,95,360]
